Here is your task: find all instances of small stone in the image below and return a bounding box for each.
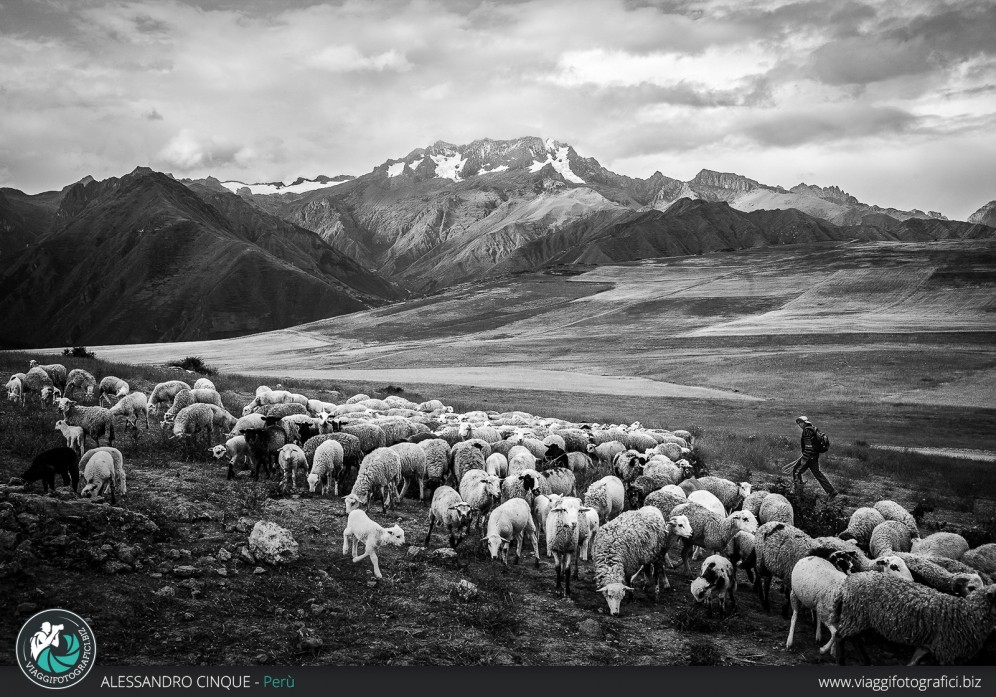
[366,580,378,587]
[202,555,217,564]
[16,602,38,614]
[217,548,232,562]
[149,572,162,578]
[406,546,424,558]
[453,579,479,601]
[116,546,138,565]
[103,561,131,574]
[154,586,176,598]
[248,521,299,566]
[253,566,266,575]
[182,612,195,621]
[239,546,255,564]
[173,565,200,578]
[431,548,458,560]
[215,568,227,577]
[310,604,325,616]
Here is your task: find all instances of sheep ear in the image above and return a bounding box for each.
[595,586,607,593]
[623,586,634,592]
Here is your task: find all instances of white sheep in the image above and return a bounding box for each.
[541,467,576,497]
[6,376,24,406]
[742,489,770,518]
[594,507,675,616]
[786,549,859,654]
[583,475,625,524]
[874,499,920,539]
[98,376,129,406]
[545,495,592,595]
[458,469,501,532]
[390,441,429,502]
[532,494,553,556]
[192,377,215,390]
[910,532,970,561]
[277,444,308,493]
[688,489,726,518]
[161,388,225,425]
[108,391,151,430]
[307,439,344,495]
[962,544,996,577]
[79,447,126,504]
[418,437,451,484]
[54,419,85,456]
[837,507,886,549]
[758,493,794,525]
[342,509,405,579]
[209,436,251,479]
[485,453,508,478]
[486,498,539,567]
[149,380,191,414]
[869,520,913,558]
[668,501,752,573]
[28,361,67,392]
[691,554,737,615]
[171,404,237,444]
[64,369,96,400]
[425,486,472,549]
[697,476,750,512]
[56,398,114,448]
[344,447,402,514]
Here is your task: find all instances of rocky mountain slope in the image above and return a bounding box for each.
[969,200,996,228]
[0,168,399,348]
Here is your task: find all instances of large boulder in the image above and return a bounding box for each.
[248,521,299,566]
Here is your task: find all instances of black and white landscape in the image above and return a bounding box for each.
[1,0,995,669]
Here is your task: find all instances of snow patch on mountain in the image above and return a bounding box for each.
[430,151,466,181]
[529,145,585,184]
[478,165,509,175]
[221,178,346,195]
[386,162,407,178]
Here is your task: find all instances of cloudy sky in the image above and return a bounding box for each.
[1,0,994,218]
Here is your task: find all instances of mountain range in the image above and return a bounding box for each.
[1,136,993,346]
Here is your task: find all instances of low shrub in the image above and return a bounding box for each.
[62,346,96,359]
[166,356,216,375]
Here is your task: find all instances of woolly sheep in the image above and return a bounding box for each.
[742,490,770,519]
[688,490,726,519]
[754,521,818,613]
[6,376,24,406]
[307,439,345,495]
[644,488,688,521]
[54,419,85,456]
[893,552,984,597]
[583,475,625,524]
[277,444,308,493]
[345,447,402,514]
[910,532,970,561]
[192,377,215,390]
[425,486,472,549]
[22,367,55,406]
[79,447,126,504]
[486,498,539,567]
[417,438,451,484]
[209,436,251,479]
[691,554,738,615]
[837,507,886,549]
[532,494,553,556]
[150,380,191,414]
[335,420,387,453]
[545,496,592,595]
[962,544,996,577]
[834,574,996,665]
[390,441,429,502]
[514,436,547,460]
[872,555,915,581]
[787,550,858,653]
[56,398,114,448]
[541,468,576,497]
[230,413,267,435]
[593,507,675,615]
[345,393,371,404]
[242,389,298,415]
[172,403,237,442]
[459,469,501,532]
[587,441,626,468]
[725,530,757,583]
[506,447,537,477]
[697,476,750,512]
[869,520,913,558]
[759,493,795,525]
[161,388,224,425]
[582,508,600,563]
[28,361,67,392]
[243,426,287,480]
[64,369,97,400]
[98,376,129,406]
[874,500,920,539]
[622,431,658,452]
[668,502,751,573]
[501,469,552,504]
[108,391,151,430]
[678,476,703,497]
[451,441,487,482]
[342,509,405,579]
[730,509,759,534]
[485,453,508,478]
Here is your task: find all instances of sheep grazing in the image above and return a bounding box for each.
[334,420,387,454]
[786,550,858,654]
[742,490,770,519]
[307,440,344,495]
[868,520,913,558]
[668,501,751,574]
[230,413,267,436]
[587,440,626,469]
[962,544,996,577]
[758,493,794,525]
[417,438,451,486]
[459,470,501,532]
[29,361,68,392]
[344,447,402,514]
[21,447,80,493]
[910,532,970,561]
[697,476,750,512]
[485,498,539,567]
[56,398,114,448]
[342,509,405,579]
[192,377,215,390]
[583,475,625,525]
[500,469,552,504]
[242,426,288,480]
[6,376,24,406]
[837,507,885,550]
[873,499,920,539]
[753,521,817,613]
[725,530,757,583]
[566,451,592,474]
[22,367,55,406]
[425,486,472,549]
[277,444,308,493]
[108,391,151,430]
[542,468,576,497]
[161,388,224,425]
[691,555,737,615]
[451,441,488,482]
[532,494,553,555]
[242,389,298,415]
[54,419,85,456]
[171,404,237,445]
[593,507,674,616]
[545,496,592,596]
[64,369,97,400]
[892,552,984,596]
[149,380,191,414]
[79,447,127,504]
[834,574,996,665]
[209,436,251,479]
[390,442,429,502]
[872,555,914,581]
[98,376,129,406]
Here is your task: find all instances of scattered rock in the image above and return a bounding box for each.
[173,565,200,578]
[215,568,228,577]
[116,545,138,565]
[236,517,256,533]
[453,580,479,601]
[578,619,603,639]
[406,546,424,557]
[431,548,458,560]
[295,627,323,651]
[0,530,19,550]
[217,548,232,562]
[239,546,255,564]
[253,567,266,575]
[248,521,299,566]
[102,561,131,574]
[154,586,176,598]
[16,602,38,614]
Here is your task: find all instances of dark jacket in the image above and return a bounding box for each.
[801,425,819,458]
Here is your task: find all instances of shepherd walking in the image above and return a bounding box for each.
[789,416,837,500]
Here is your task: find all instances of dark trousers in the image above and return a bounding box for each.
[792,455,836,495]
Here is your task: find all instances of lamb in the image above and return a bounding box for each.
[390,442,429,502]
[500,469,552,504]
[961,544,996,577]
[307,439,345,495]
[532,494,553,555]
[277,444,308,493]
[542,467,576,497]
[785,549,859,654]
[149,380,191,413]
[758,493,794,525]
[582,508,600,563]
[837,507,886,550]
[834,574,996,665]
[55,398,114,448]
[451,441,487,482]
[307,399,337,416]
[691,555,738,615]
[874,499,920,539]
[910,532,970,561]
[742,490,770,519]
[192,377,215,390]
[425,486,472,549]
[108,391,151,430]
[583,475,625,524]
[486,498,539,567]
[79,448,126,504]
[342,509,405,579]
[668,502,751,573]
[243,426,288,480]
[724,530,757,583]
[64,369,97,400]
[593,507,675,615]
[893,553,985,597]
[54,420,85,456]
[566,451,592,474]
[6,376,24,406]
[545,496,592,595]
[697,476,750,512]
[21,446,80,493]
[344,447,403,514]
[98,376,129,406]
[458,469,501,532]
[208,436,251,479]
[868,520,913,558]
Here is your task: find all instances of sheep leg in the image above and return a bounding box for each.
[907,647,929,666]
[109,476,116,506]
[531,529,540,568]
[786,593,800,648]
[565,557,573,597]
[227,459,236,480]
[425,515,436,546]
[555,561,563,596]
[418,478,426,505]
[819,625,837,655]
[514,532,524,565]
[760,575,773,612]
[398,476,410,500]
[681,540,694,575]
[815,614,823,645]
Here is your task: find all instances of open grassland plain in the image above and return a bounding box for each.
[1,350,995,667]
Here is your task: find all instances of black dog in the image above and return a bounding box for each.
[21,447,80,493]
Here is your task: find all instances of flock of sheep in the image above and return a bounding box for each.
[7,359,996,666]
